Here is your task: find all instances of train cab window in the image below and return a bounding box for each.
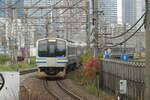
[38,40,48,57]
[56,40,66,57]
[38,39,66,57]
[48,42,56,57]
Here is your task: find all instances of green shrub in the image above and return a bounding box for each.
[0,56,11,64]
[98,54,103,59]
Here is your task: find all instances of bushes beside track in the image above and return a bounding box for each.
[69,52,115,99]
[0,56,11,64]
[0,61,35,71]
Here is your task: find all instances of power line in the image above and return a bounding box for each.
[44,0,84,24]
[58,0,83,16]
[104,12,145,39]
[26,0,43,17]
[106,22,144,47]
[13,0,22,6]
[43,0,64,17]
[31,0,43,7]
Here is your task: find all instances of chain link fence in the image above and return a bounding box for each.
[101,59,145,100]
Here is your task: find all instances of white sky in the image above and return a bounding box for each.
[117,0,122,24]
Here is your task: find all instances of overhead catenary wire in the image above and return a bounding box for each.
[27,0,43,17]
[104,12,145,39]
[44,0,84,25]
[29,0,63,17]
[44,0,86,39]
[43,0,64,17]
[31,0,43,7]
[26,0,85,36]
[2,0,86,49]
[58,0,83,17]
[106,22,144,47]
[22,0,64,28]
[13,0,21,6]
[0,0,86,35]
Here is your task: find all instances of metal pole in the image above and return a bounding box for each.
[46,21,49,37]
[145,0,150,100]
[123,24,126,54]
[24,9,30,62]
[86,1,90,51]
[93,0,99,58]
[10,8,16,63]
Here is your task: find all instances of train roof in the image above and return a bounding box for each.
[37,37,66,41]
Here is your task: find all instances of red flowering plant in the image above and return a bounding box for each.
[81,56,100,85]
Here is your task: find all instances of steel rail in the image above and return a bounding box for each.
[56,80,84,100]
[43,80,63,100]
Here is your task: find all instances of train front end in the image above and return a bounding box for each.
[36,38,67,78]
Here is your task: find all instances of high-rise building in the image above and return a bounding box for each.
[136,0,145,28]
[122,0,145,26]
[122,0,136,25]
[98,0,118,23]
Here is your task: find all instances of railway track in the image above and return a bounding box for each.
[20,69,85,100]
[56,80,84,100]
[43,79,63,100]
[43,79,84,100]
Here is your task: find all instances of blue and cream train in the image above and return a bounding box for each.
[36,37,78,78]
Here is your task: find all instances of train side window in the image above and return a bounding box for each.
[68,46,76,56]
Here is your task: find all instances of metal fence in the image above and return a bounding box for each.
[101,59,145,100]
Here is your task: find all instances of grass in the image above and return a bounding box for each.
[0,62,35,71]
[85,83,98,94]
[69,68,115,100]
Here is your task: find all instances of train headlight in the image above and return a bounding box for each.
[48,40,56,42]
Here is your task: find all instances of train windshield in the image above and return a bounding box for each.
[38,40,66,57]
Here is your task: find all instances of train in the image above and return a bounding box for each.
[36,37,80,78]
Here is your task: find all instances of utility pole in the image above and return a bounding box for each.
[93,0,99,58]
[65,18,69,40]
[24,9,30,62]
[9,7,16,63]
[145,0,150,100]
[123,24,126,54]
[46,21,49,37]
[86,1,90,51]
